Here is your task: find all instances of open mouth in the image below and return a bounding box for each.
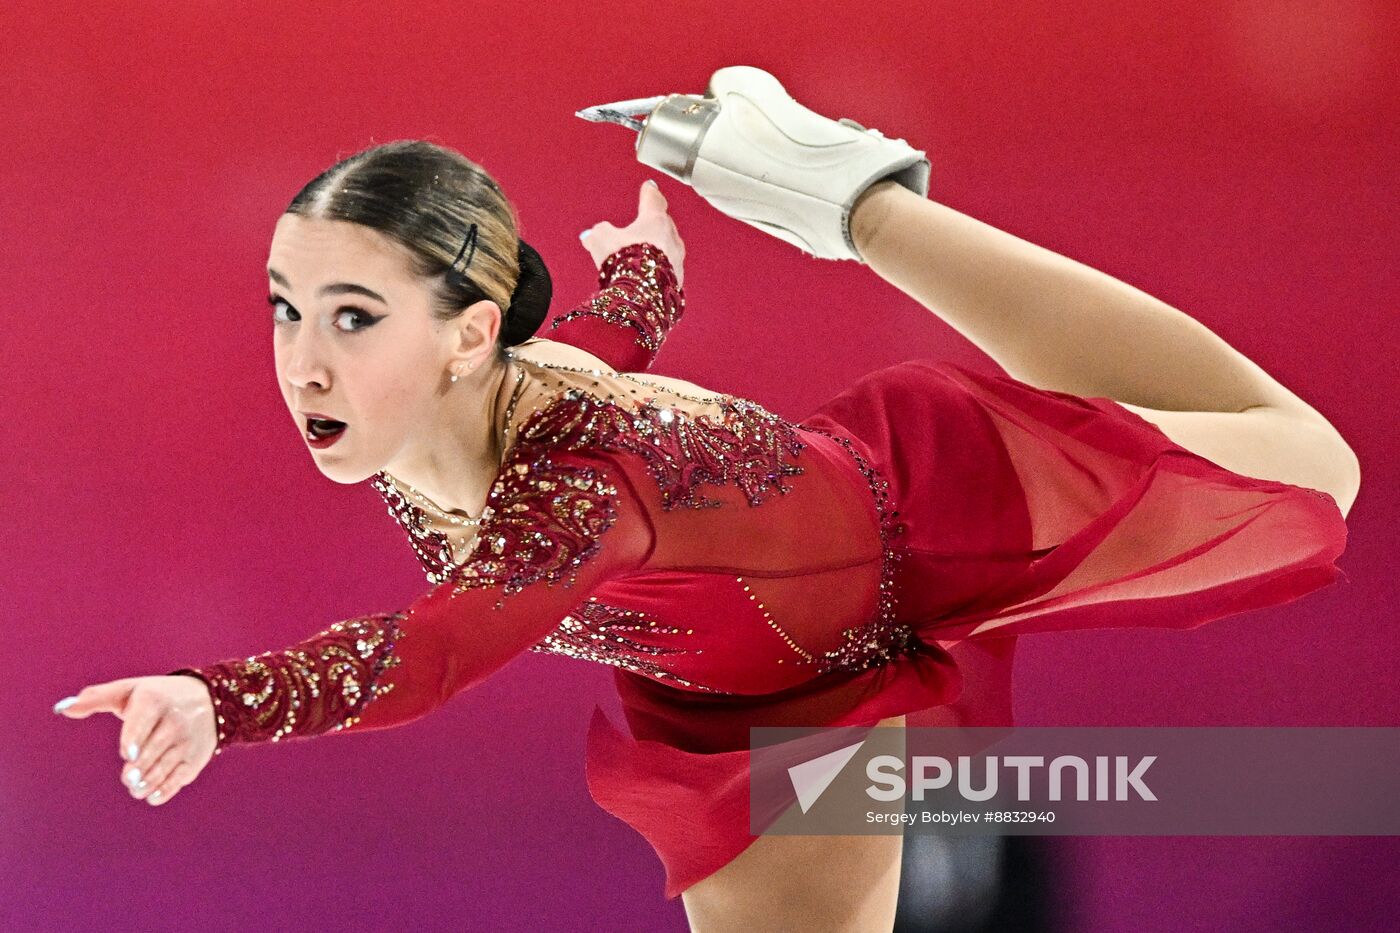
[305,417,348,441]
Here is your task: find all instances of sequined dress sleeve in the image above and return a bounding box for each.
[539,242,683,371]
[169,442,655,754]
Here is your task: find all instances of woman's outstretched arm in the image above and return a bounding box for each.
[179,445,652,747]
[849,181,1360,516]
[55,447,654,805]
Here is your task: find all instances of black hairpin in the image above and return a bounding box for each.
[448,222,479,276]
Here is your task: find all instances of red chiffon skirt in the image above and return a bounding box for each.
[583,359,1350,898]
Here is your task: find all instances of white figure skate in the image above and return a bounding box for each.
[576,66,930,262]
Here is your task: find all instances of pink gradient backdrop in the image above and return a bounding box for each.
[4,2,1395,930]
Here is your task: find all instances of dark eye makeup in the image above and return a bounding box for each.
[267,294,384,332]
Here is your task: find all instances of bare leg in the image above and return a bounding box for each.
[680,716,907,933]
[848,182,1360,515]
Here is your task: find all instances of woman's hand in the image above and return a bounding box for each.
[580,179,686,287]
[54,675,218,805]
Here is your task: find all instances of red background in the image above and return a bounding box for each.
[4,1,1396,930]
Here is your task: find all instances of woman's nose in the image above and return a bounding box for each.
[283,327,331,388]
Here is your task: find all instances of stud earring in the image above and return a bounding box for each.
[450,369,461,383]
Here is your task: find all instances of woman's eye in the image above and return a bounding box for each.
[266,296,379,332]
[334,308,378,332]
[269,296,297,324]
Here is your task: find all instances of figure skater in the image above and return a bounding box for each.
[55,66,1358,933]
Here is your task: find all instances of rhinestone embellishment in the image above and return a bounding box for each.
[531,597,719,692]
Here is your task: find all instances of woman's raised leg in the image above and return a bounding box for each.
[848,181,1361,515]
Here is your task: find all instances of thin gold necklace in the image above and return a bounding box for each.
[392,360,528,530]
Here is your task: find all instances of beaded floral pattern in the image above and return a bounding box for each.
[373,384,808,585]
[370,472,460,586]
[548,242,684,352]
[437,385,807,606]
[513,388,808,511]
[531,596,720,692]
[170,613,405,752]
[445,453,621,607]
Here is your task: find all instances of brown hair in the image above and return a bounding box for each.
[284,139,552,360]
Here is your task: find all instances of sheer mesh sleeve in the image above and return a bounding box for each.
[542,242,683,371]
[170,448,654,753]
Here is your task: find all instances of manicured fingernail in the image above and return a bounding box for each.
[125,742,140,762]
[646,179,659,188]
[148,791,163,804]
[124,768,143,787]
[579,229,592,241]
[52,696,78,714]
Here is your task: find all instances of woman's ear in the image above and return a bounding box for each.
[449,298,502,370]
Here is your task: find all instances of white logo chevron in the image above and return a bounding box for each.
[787,739,868,814]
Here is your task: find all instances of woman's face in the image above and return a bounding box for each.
[265,213,495,484]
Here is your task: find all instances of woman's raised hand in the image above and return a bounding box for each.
[579,179,686,286]
[54,675,218,805]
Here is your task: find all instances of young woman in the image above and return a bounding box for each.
[55,67,1357,933]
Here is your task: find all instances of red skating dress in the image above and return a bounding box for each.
[172,243,1350,899]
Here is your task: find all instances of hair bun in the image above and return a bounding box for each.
[500,239,552,346]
